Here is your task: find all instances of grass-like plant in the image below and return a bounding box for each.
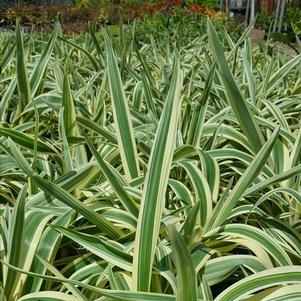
[1,18,301,301]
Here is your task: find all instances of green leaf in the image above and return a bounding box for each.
[85,135,139,217]
[244,164,301,196]
[133,56,183,291]
[204,255,266,286]
[28,211,74,292]
[215,266,301,301]
[0,77,17,121]
[207,127,280,230]
[178,161,212,227]
[62,71,77,138]
[2,261,177,301]
[17,211,54,293]
[0,128,57,154]
[207,19,265,153]
[187,64,215,146]
[4,184,27,300]
[261,284,301,301]
[169,226,197,301]
[58,36,99,71]
[77,116,117,144]
[266,54,301,95]
[32,175,122,239]
[206,224,292,266]
[18,292,83,301]
[104,30,140,181]
[15,21,31,112]
[30,23,59,96]
[54,227,132,271]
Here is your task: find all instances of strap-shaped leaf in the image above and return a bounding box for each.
[207,127,280,230]
[215,266,301,301]
[30,23,59,97]
[0,128,56,154]
[15,21,31,112]
[207,19,265,154]
[32,175,122,240]
[2,261,178,301]
[132,57,183,291]
[85,135,139,217]
[206,224,292,266]
[104,30,140,181]
[4,185,27,299]
[54,227,132,271]
[169,226,197,301]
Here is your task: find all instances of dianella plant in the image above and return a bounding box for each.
[1,17,301,301]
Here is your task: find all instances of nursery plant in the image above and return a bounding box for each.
[1,17,301,301]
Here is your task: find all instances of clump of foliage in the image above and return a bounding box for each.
[1,4,98,32]
[257,11,274,31]
[134,9,237,47]
[1,17,301,301]
[257,7,301,45]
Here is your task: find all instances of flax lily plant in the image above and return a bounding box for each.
[1,18,301,301]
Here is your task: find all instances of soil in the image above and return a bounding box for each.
[249,28,265,44]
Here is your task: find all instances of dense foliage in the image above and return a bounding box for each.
[257,7,301,45]
[1,17,301,301]
[0,0,217,32]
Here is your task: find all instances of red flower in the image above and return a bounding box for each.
[189,4,204,14]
